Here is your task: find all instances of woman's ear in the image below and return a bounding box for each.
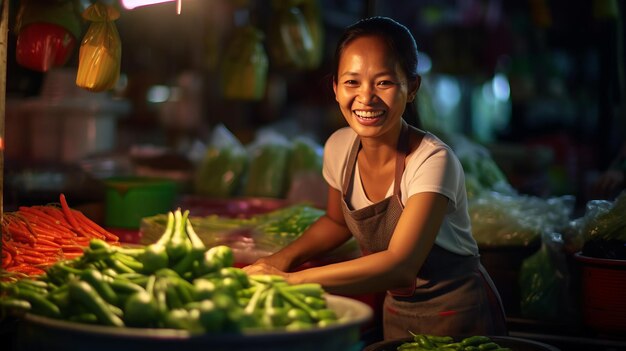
[332,78,338,101]
[407,75,421,103]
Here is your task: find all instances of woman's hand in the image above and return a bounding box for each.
[242,260,289,279]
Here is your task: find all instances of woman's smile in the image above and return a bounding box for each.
[353,109,386,126]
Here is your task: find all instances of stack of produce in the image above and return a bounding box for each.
[0,209,338,333]
[397,333,512,351]
[2,194,119,276]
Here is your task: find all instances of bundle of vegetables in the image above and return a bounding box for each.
[1,194,119,276]
[0,209,338,333]
[252,204,324,251]
[396,333,512,351]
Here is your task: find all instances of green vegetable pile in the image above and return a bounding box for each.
[0,209,337,333]
[397,333,511,351]
[141,204,325,253]
[252,204,325,250]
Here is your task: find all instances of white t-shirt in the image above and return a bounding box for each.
[322,127,478,256]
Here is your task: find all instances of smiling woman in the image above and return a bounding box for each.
[243,16,508,340]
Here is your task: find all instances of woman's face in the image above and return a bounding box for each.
[333,35,418,141]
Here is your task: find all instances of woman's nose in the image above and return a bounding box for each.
[356,84,376,104]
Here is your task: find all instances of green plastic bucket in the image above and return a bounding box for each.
[104,177,178,229]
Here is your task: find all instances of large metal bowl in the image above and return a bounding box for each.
[15,295,372,351]
[364,336,560,351]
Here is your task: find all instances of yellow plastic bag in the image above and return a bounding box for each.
[76,3,121,92]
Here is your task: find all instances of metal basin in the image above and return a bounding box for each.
[364,336,560,351]
[15,295,372,351]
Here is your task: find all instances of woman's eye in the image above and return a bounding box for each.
[344,80,359,86]
[377,80,395,87]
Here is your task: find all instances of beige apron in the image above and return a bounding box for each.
[340,123,507,340]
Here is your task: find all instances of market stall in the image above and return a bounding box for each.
[1,1,626,351]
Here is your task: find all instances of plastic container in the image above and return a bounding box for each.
[104,177,178,229]
[574,252,626,334]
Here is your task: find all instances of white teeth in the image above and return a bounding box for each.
[354,110,384,118]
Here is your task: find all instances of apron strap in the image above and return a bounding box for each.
[341,131,362,195]
[393,122,410,196]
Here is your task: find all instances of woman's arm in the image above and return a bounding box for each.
[244,186,353,272]
[288,191,449,295]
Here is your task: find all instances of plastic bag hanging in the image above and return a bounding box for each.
[268,1,315,70]
[76,2,121,92]
[220,25,268,100]
[14,0,82,72]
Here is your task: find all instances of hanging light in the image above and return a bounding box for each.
[121,0,183,14]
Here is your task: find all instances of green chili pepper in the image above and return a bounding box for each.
[164,308,203,333]
[426,335,455,345]
[244,285,269,315]
[285,320,313,331]
[281,283,323,298]
[47,285,70,312]
[124,275,159,327]
[478,343,500,350]
[441,342,464,350]
[15,289,61,319]
[286,308,312,323]
[276,285,316,320]
[166,209,192,263]
[262,288,289,327]
[68,280,124,327]
[219,267,249,288]
[197,299,226,332]
[172,219,207,277]
[462,336,492,347]
[192,279,217,300]
[194,245,235,277]
[417,334,436,348]
[106,258,137,274]
[139,212,174,274]
[80,269,118,305]
[0,298,31,314]
[312,308,336,321]
[109,279,144,295]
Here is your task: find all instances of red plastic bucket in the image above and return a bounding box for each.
[574,252,626,334]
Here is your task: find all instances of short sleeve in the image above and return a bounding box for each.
[404,135,465,207]
[322,127,356,192]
